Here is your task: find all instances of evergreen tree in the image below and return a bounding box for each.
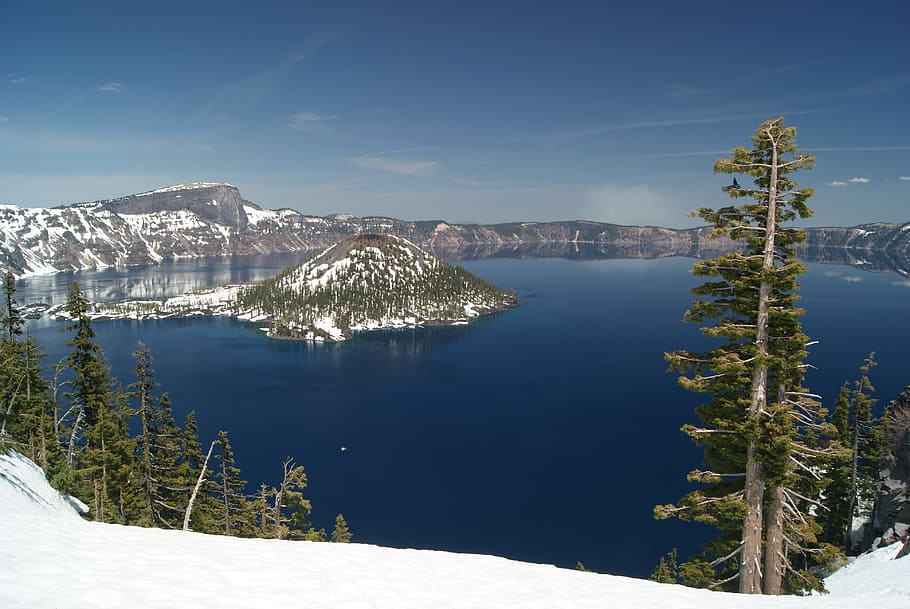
[658,118,837,594]
[175,411,220,532]
[271,457,312,540]
[62,281,136,522]
[63,281,108,432]
[821,354,879,549]
[650,548,678,584]
[130,341,159,526]
[0,326,65,479]
[81,386,138,523]
[253,483,275,537]
[213,430,252,536]
[846,354,878,530]
[151,393,184,525]
[2,271,24,341]
[127,343,183,527]
[0,273,29,444]
[332,513,352,543]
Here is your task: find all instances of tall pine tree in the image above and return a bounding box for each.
[128,342,183,527]
[62,281,136,522]
[2,271,23,341]
[213,430,252,536]
[822,355,878,549]
[658,117,838,594]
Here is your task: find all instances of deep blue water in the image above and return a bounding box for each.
[19,255,910,577]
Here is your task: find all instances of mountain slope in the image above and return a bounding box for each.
[1,450,908,609]
[2,183,908,277]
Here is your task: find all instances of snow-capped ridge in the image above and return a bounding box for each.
[133,182,236,197]
[2,182,909,278]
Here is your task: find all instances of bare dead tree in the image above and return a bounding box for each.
[183,440,216,531]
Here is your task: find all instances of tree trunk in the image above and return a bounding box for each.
[222,457,231,535]
[740,123,783,593]
[844,377,866,547]
[740,442,764,593]
[140,386,155,523]
[763,485,785,594]
[183,440,215,531]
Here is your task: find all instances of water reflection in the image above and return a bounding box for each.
[15,242,908,307]
[17,251,317,305]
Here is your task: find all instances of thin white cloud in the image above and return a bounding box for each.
[450,178,509,187]
[848,177,871,184]
[8,73,26,84]
[623,149,730,160]
[899,176,910,182]
[200,26,348,125]
[98,82,124,93]
[320,180,367,191]
[806,146,910,152]
[0,128,214,155]
[822,72,910,98]
[828,181,848,187]
[667,84,707,97]
[727,62,817,83]
[522,109,826,145]
[349,154,438,176]
[288,111,338,131]
[0,116,8,124]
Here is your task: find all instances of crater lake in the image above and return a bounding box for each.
[17,251,910,578]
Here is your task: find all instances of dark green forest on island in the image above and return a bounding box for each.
[237,235,515,338]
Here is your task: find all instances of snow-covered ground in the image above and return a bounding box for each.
[1,452,908,609]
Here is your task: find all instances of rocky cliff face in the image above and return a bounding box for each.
[1,183,908,277]
[859,386,910,556]
[101,183,250,230]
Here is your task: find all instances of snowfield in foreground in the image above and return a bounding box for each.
[1,452,908,609]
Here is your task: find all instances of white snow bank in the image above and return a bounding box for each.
[0,451,87,517]
[823,543,908,599]
[1,451,908,609]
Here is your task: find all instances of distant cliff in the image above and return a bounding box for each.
[2,183,908,277]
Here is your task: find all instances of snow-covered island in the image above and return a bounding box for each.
[45,234,518,342]
[2,450,909,609]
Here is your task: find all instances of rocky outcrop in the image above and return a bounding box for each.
[1,183,908,277]
[101,183,250,230]
[859,386,910,553]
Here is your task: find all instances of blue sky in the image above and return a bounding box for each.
[2,1,908,226]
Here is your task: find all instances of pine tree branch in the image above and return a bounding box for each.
[710,541,746,568]
[789,455,822,480]
[708,571,740,589]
